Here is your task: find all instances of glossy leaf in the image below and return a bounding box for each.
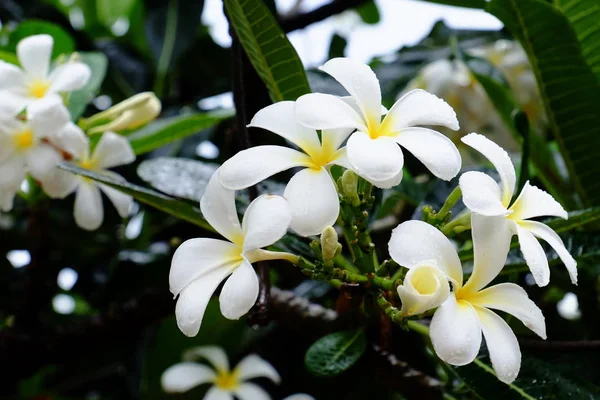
[224,0,311,102]
[67,52,109,120]
[356,1,380,25]
[305,329,366,377]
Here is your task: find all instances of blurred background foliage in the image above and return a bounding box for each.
[1,0,600,399]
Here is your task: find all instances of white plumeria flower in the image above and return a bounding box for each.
[61,131,135,230]
[0,34,91,111]
[393,263,450,317]
[389,219,546,384]
[295,57,462,188]
[0,96,71,210]
[219,101,351,236]
[459,133,577,286]
[170,170,297,337]
[161,346,281,399]
[282,395,315,400]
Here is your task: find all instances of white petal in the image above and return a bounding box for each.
[331,148,402,188]
[321,128,354,155]
[388,220,463,287]
[346,132,404,187]
[520,220,577,285]
[242,194,291,252]
[219,146,311,190]
[74,181,104,231]
[462,214,513,293]
[219,259,259,320]
[52,122,89,159]
[248,101,321,155]
[430,294,482,366]
[170,238,241,297]
[0,90,28,114]
[205,387,235,400]
[183,346,230,371]
[283,395,315,400]
[176,267,235,337]
[0,155,26,189]
[91,132,135,169]
[0,189,17,212]
[475,307,521,384]
[235,354,281,383]
[319,57,382,123]
[393,127,461,181]
[27,96,70,139]
[283,168,339,236]
[397,264,450,316]
[96,182,131,218]
[201,170,243,243]
[27,143,62,182]
[17,34,52,79]
[469,283,546,339]
[40,168,78,198]
[459,171,508,216]
[233,383,271,400]
[161,362,216,393]
[0,61,25,90]
[516,225,550,287]
[461,133,516,205]
[48,62,91,93]
[295,93,367,131]
[510,181,568,221]
[383,89,459,131]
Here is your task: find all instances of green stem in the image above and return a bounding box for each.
[407,320,430,337]
[153,0,178,97]
[438,186,462,220]
[441,211,471,237]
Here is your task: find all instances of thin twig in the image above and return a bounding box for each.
[280,0,372,32]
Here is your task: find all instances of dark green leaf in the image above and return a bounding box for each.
[486,0,600,206]
[127,110,234,155]
[67,52,108,120]
[224,0,311,101]
[59,163,213,232]
[305,329,366,377]
[546,206,600,233]
[0,51,18,65]
[420,0,487,9]
[328,34,347,60]
[8,20,74,59]
[356,1,380,25]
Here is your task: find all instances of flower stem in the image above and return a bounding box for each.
[406,320,430,337]
[437,186,462,221]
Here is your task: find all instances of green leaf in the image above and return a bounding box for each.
[305,328,366,377]
[0,51,18,65]
[67,52,109,120]
[356,1,380,24]
[58,163,213,232]
[8,20,75,59]
[224,0,311,102]
[97,0,138,29]
[328,34,347,60]
[546,206,600,233]
[486,0,600,206]
[127,110,234,155]
[420,0,486,8]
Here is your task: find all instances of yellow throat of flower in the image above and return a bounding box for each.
[13,129,35,150]
[28,79,51,99]
[79,159,99,171]
[214,370,240,391]
[409,267,439,296]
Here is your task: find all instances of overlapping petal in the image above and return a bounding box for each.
[48,62,91,93]
[516,225,550,287]
[219,259,259,320]
[27,143,61,183]
[242,194,291,252]
[27,96,71,138]
[17,34,52,79]
[201,171,243,244]
[233,383,271,400]
[98,183,132,218]
[295,93,367,131]
[459,171,508,216]
[235,354,281,383]
[397,264,450,316]
[73,181,103,231]
[346,132,404,187]
[510,181,568,220]
[383,89,459,131]
[91,131,135,169]
[161,362,216,393]
[183,346,230,371]
[205,387,234,400]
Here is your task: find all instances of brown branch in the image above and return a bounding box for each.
[281,0,372,33]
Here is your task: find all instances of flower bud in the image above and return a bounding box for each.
[88,92,161,134]
[396,262,450,317]
[341,170,360,206]
[320,226,340,261]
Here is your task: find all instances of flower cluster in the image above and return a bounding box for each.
[0,34,159,230]
[161,346,314,400]
[172,57,578,384]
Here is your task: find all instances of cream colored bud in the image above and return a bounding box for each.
[88,92,161,134]
[396,262,450,317]
[341,170,360,206]
[320,226,339,261]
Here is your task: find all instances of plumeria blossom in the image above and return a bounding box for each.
[393,263,450,317]
[0,34,91,111]
[161,346,281,399]
[59,131,136,230]
[219,101,352,236]
[170,170,297,336]
[389,220,546,383]
[295,57,461,188]
[459,133,577,286]
[0,96,72,210]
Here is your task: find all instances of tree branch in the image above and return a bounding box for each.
[281,0,372,33]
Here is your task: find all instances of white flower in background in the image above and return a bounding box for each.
[161,346,281,399]
[0,96,71,210]
[170,171,297,337]
[282,395,315,400]
[392,263,450,317]
[61,131,136,230]
[0,34,91,111]
[459,133,577,286]
[389,219,546,384]
[219,101,352,236]
[295,57,461,188]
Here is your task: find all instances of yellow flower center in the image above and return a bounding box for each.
[79,159,99,171]
[13,129,35,150]
[410,267,439,296]
[28,79,51,99]
[214,370,240,391]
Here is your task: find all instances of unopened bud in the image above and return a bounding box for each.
[320,226,340,261]
[341,170,360,206]
[88,92,161,134]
